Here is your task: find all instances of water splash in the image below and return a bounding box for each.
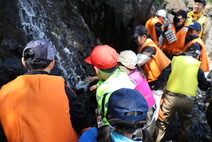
[18,0,46,39]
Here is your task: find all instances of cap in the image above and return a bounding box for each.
[187,21,201,31]
[133,25,148,38]
[22,39,56,60]
[194,0,206,6]
[118,50,137,69]
[108,88,148,121]
[186,44,201,55]
[171,9,187,19]
[156,9,167,19]
[85,45,118,69]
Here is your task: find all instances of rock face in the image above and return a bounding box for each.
[0,0,165,87]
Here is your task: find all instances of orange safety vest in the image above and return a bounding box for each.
[0,75,78,142]
[145,17,164,45]
[162,23,188,55]
[183,38,209,72]
[138,38,171,82]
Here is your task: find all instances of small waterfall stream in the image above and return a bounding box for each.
[16,0,96,88]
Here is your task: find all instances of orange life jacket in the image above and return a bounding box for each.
[138,38,171,82]
[0,75,78,142]
[183,38,209,72]
[162,23,188,55]
[145,17,164,45]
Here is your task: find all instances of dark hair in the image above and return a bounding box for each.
[23,48,52,70]
[137,64,147,79]
[139,33,154,42]
[99,65,117,74]
[97,114,146,142]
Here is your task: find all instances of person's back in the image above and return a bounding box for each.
[84,45,135,125]
[166,55,200,95]
[0,75,78,142]
[153,44,210,142]
[118,50,155,108]
[145,9,167,45]
[0,39,79,142]
[78,88,152,142]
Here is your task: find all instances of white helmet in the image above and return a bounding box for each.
[156,9,167,19]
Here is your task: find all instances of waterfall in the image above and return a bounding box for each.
[16,0,94,89]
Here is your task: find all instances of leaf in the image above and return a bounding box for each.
[155,0,161,5]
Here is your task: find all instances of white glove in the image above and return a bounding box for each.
[152,90,164,121]
[137,53,151,66]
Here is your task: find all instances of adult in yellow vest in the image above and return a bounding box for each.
[184,0,211,43]
[184,21,209,72]
[161,10,188,60]
[152,44,211,142]
[145,9,167,45]
[133,25,171,88]
[0,39,88,142]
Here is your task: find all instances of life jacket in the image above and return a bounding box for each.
[185,11,207,39]
[145,17,164,45]
[183,38,209,72]
[162,23,188,55]
[128,69,155,108]
[96,69,135,124]
[166,56,201,97]
[0,75,78,142]
[138,38,171,82]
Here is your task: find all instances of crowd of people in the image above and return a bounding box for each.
[0,0,211,142]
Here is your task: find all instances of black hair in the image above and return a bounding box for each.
[138,32,154,42]
[137,64,147,79]
[23,48,52,70]
[99,65,117,74]
[97,113,147,142]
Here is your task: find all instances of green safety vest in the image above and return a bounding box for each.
[166,56,201,97]
[96,69,135,124]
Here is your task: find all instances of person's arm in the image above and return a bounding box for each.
[202,16,211,43]
[155,23,163,38]
[137,46,156,66]
[152,63,171,90]
[65,84,89,133]
[197,68,211,91]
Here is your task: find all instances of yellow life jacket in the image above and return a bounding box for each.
[166,56,201,97]
[185,11,207,39]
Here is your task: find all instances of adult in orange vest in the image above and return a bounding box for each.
[184,0,211,43]
[0,39,88,142]
[183,21,209,72]
[161,10,188,60]
[133,25,171,88]
[145,9,167,45]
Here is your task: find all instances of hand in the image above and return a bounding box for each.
[86,76,99,83]
[90,85,97,91]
